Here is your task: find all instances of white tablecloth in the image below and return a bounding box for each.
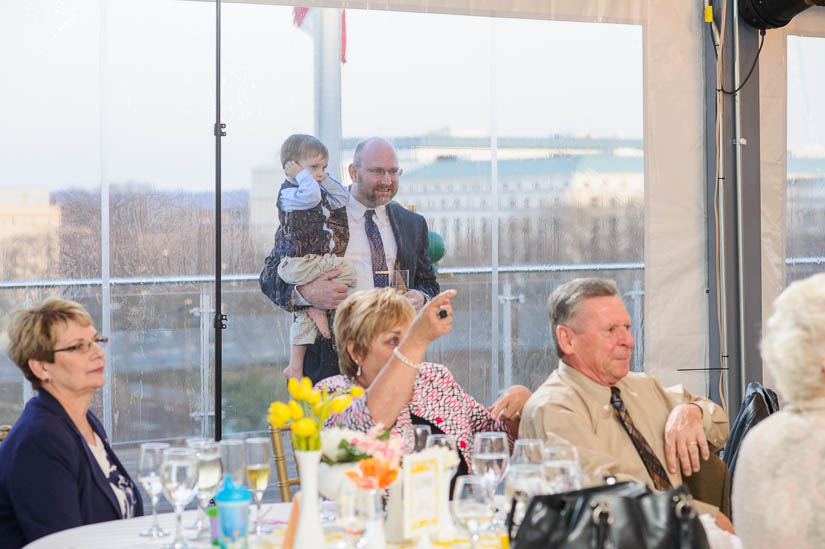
[23,503,293,549]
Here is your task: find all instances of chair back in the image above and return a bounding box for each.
[723,382,779,480]
[269,424,300,501]
[682,452,731,518]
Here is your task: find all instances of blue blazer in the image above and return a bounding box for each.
[260,200,440,383]
[0,390,143,548]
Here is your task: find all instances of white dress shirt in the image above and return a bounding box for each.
[292,194,398,305]
[344,194,398,294]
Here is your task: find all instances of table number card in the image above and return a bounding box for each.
[402,450,442,540]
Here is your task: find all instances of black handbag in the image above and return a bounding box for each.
[508,482,710,549]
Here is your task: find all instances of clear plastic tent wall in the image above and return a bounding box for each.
[1,0,823,465]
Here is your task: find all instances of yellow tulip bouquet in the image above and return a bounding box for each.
[267,377,364,452]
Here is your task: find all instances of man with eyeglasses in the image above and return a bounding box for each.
[261,137,440,384]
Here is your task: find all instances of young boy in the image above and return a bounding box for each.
[275,134,356,380]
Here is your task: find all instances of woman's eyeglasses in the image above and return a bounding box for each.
[53,337,109,354]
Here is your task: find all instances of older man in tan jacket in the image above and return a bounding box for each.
[520,277,733,531]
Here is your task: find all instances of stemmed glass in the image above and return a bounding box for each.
[218,439,246,485]
[160,447,200,549]
[426,434,459,476]
[451,475,494,549]
[511,439,543,466]
[541,443,582,494]
[138,442,170,538]
[412,425,431,452]
[245,437,272,536]
[336,482,382,549]
[472,432,510,527]
[506,464,543,530]
[188,440,222,541]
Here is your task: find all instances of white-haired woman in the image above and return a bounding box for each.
[732,273,825,548]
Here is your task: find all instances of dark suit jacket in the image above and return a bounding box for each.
[0,390,143,548]
[260,201,440,383]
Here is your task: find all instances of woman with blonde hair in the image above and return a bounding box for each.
[317,288,530,473]
[732,273,825,548]
[0,298,142,547]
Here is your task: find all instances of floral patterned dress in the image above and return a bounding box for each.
[316,362,513,469]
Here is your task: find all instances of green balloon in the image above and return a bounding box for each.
[428,231,446,267]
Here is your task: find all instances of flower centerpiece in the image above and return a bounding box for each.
[318,425,404,498]
[267,377,364,450]
[267,377,364,548]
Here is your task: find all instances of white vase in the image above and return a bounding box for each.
[318,461,359,500]
[294,450,325,549]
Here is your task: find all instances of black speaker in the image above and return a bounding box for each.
[739,0,825,29]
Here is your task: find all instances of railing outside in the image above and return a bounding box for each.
[0,257,818,446]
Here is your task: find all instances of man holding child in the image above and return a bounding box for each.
[261,136,439,384]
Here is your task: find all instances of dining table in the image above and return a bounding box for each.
[21,502,510,548]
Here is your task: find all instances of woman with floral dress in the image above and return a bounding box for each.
[316,287,530,474]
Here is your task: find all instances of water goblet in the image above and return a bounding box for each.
[541,443,582,493]
[451,475,494,549]
[505,464,543,529]
[185,436,211,447]
[138,442,170,538]
[412,425,431,452]
[336,482,382,549]
[218,439,246,485]
[472,432,509,527]
[245,436,272,536]
[426,434,459,475]
[188,440,222,541]
[472,432,509,488]
[160,447,200,549]
[511,439,543,465]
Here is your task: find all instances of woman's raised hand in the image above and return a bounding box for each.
[406,289,457,344]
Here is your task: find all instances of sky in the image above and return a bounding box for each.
[0,1,823,191]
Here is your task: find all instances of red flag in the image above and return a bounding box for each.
[292,7,347,64]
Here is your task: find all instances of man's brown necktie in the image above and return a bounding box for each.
[609,386,674,491]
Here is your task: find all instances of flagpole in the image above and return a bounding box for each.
[314,8,344,180]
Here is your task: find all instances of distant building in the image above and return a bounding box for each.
[0,188,60,280]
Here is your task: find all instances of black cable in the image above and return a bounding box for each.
[717,28,766,95]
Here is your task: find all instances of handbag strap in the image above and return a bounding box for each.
[590,500,613,549]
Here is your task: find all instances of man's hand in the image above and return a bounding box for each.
[402,289,427,311]
[296,270,348,310]
[284,160,302,179]
[664,403,709,477]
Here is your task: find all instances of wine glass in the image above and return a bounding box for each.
[336,482,382,549]
[541,443,582,493]
[412,425,431,452]
[187,440,222,541]
[138,442,170,538]
[505,464,543,529]
[160,447,200,549]
[511,439,543,465]
[245,437,272,536]
[426,434,459,477]
[472,432,509,488]
[185,436,211,447]
[218,439,246,485]
[472,432,509,527]
[451,475,494,549]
